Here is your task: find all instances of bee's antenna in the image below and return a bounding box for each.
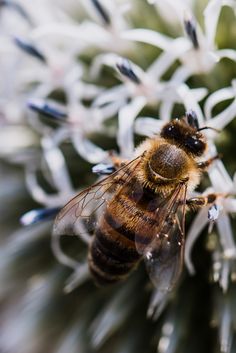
[197,126,221,133]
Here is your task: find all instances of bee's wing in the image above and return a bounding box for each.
[136,183,187,291]
[53,156,142,239]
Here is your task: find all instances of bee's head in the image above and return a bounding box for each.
[160,112,207,156]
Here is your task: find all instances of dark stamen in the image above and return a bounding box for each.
[14,36,46,63]
[28,99,67,121]
[0,0,32,24]
[116,58,141,85]
[186,110,199,129]
[92,163,115,175]
[184,17,199,49]
[20,207,61,226]
[91,0,111,25]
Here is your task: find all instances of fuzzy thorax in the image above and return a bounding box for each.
[135,137,201,195]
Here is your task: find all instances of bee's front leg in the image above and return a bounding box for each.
[186,193,217,210]
[92,153,128,176]
[109,151,128,170]
[197,154,221,171]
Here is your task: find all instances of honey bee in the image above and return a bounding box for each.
[53,112,218,292]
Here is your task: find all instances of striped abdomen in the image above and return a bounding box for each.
[88,179,162,286]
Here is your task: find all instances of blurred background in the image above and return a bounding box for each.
[1,1,236,352]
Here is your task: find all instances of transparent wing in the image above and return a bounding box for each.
[136,183,187,291]
[53,156,143,239]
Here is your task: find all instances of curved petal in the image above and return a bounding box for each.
[121,28,173,51]
[90,53,120,78]
[25,167,69,206]
[208,160,234,193]
[208,98,236,130]
[147,40,192,80]
[216,49,236,62]
[159,99,175,121]
[204,0,222,48]
[134,117,163,137]
[176,84,205,125]
[204,86,234,120]
[216,213,236,259]
[117,96,146,158]
[225,199,236,213]
[41,136,73,194]
[72,132,108,164]
[184,207,208,274]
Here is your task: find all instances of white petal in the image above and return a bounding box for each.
[121,29,173,51]
[71,132,108,163]
[216,214,236,259]
[204,86,234,120]
[184,207,209,274]
[92,85,127,107]
[219,259,231,293]
[63,263,90,293]
[77,83,104,100]
[150,0,193,25]
[224,199,236,213]
[219,299,234,351]
[25,168,68,206]
[204,0,222,48]
[208,160,234,193]
[90,284,135,348]
[169,66,192,85]
[191,88,209,102]
[90,53,120,79]
[147,51,176,80]
[147,288,169,319]
[134,117,163,137]
[176,84,205,126]
[0,126,37,157]
[117,96,146,158]
[207,98,236,130]
[147,39,191,80]
[93,101,124,123]
[51,232,82,270]
[41,136,73,194]
[216,49,236,61]
[159,99,175,121]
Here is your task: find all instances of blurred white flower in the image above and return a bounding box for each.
[1,1,236,352]
[92,54,207,157]
[123,0,236,78]
[147,0,194,27]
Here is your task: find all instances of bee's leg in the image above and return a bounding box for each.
[197,154,221,171]
[92,154,128,176]
[109,151,128,170]
[186,193,217,209]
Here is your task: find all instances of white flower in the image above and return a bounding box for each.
[204,80,236,131]
[183,87,236,293]
[29,0,132,53]
[92,54,207,157]
[122,0,236,78]
[147,0,194,27]
[1,2,236,351]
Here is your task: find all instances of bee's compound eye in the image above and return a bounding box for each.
[160,124,180,141]
[185,136,205,156]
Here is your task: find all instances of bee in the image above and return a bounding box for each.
[53,112,219,292]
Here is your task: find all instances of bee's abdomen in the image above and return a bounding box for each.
[88,206,141,286]
[88,180,160,286]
